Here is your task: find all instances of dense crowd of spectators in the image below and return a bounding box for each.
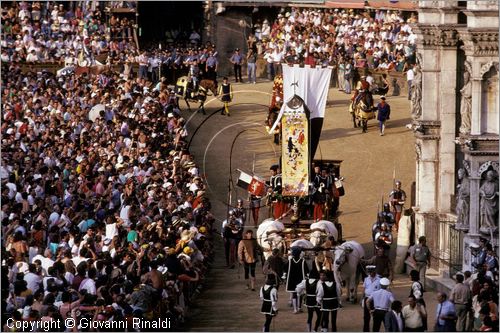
[1,51,216,329]
[0,1,137,64]
[0,1,212,86]
[247,7,417,85]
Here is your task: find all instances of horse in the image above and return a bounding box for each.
[256,218,286,260]
[353,90,375,133]
[175,76,218,113]
[333,240,365,304]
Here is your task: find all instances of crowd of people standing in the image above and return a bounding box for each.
[246,7,417,89]
[1,1,137,64]
[1,3,219,331]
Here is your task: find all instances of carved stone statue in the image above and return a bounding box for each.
[459,66,472,135]
[479,170,499,233]
[455,168,470,229]
[411,66,422,119]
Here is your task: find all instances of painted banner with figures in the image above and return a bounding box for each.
[281,97,309,197]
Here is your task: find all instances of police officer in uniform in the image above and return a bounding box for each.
[363,265,381,332]
[411,236,431,287]
[229,48,243,82]
[260,274,278,332]
[296,268,322,332]
[389,180,406,231]
[367,277,395,332]
[317,270,341,332]
[205,51,218,82]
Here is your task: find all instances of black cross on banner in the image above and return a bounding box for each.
[291,80,299,95]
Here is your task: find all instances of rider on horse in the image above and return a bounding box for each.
[353,89,375,133]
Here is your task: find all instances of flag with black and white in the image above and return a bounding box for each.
[269,64,332,160]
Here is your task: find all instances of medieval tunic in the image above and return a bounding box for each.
[305,279,320,308]
[318,281,340,312]
[260,285,278,315]
[219,83,232,102]
[286,257,308,292]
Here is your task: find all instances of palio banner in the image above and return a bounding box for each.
[281,99,309,197]
[276,64,331,197]
[269,64,332,162]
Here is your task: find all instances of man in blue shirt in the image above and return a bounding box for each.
[376,96,391,136]
[206,51,218,82]
[434,292,457,331]
[230,48,243,83]
[367,277,394,332]
[363,266,381,331]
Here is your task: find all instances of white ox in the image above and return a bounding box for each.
[309,220,339,247]
[257,219,285,260]
[333,240,365,304]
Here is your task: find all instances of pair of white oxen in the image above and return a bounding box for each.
[257,219,365,303]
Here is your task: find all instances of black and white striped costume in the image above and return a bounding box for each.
[260,285,278,316]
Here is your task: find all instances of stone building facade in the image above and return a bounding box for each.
[412,1,499,284]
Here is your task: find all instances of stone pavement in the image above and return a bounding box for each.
[182,78,439,331]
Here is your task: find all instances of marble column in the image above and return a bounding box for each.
[468,160,481,235]
[470,78,483,135]
[438,44,458,212]
[419,140,438,212]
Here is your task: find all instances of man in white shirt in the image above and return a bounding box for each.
[31,249,54,276]
[26,49,39,62]
[24,264,42,294]
[406,64,415,101]
[263,49,275,80]
[363,266,381,331]
[72,248,90,267]
[402,296,427,331]
[79,268,97,295]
